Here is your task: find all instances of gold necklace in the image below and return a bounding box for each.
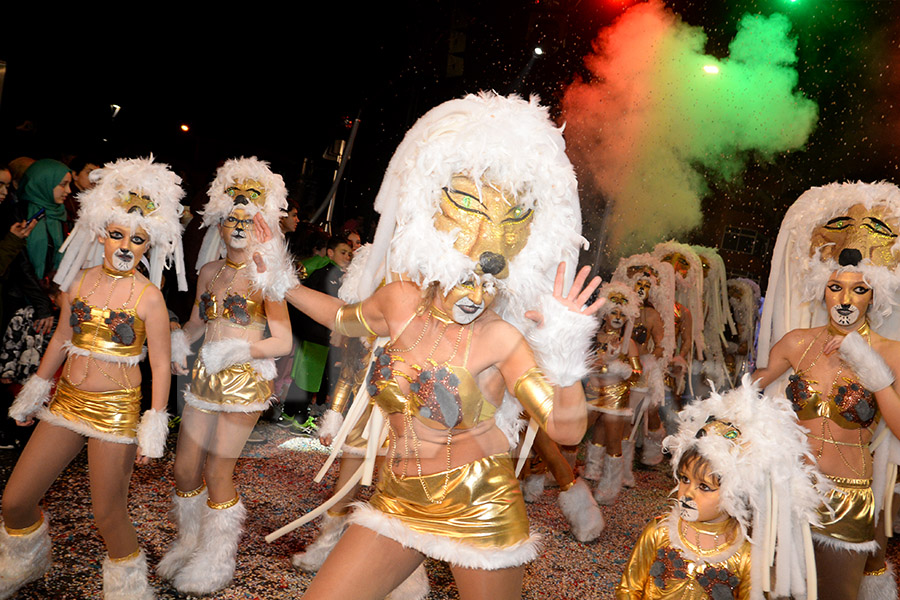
[102,265,134,279]
[679,518,737,556]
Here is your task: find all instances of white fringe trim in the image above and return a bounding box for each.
[62,341,147,366]
[137,409,170,458]
[9,374,52,422]
[811,531,879,554]
[199,339,252,375]
[37,408,135,444]
[183,387,272,414]
[349,503,541,570]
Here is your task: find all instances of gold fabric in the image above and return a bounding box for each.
[368,453,530,550]
[617,515,752,600]
[201,292,266,330]
[588,380,631,414]
[190,359,273,408]
[334,303,377,338]
[812,475,875,545]
[47,378,141,439]
[70,304,146,358]
[514,367,553,430]
[208,495,239,510]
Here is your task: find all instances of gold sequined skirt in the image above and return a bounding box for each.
[365,453,533,556]
[44,378,141,441]
[813,475,875,545]
[185,359,274,413]
[587,380,632,415]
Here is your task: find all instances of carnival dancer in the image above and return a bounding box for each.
[584,282,641,505]
[754,182,900,600]
[725,278,760,380]
[1,157,186,599]
[159,157,293,595]
[652,241,705,435]
[611,254,676,470]
[265,92,601,600]
[617,376,827,600]
[690,246,737,395]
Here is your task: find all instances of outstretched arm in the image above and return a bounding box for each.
[751,331,794,389]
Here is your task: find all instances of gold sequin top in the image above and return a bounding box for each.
[69,285,151,360]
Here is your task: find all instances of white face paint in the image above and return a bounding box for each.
[102,224,149,274]
[824,272,872,329]
[440,280,497,325]
[830,303,860,327]
[220,208,254,250]
[608,308,626,330]
[677,496,700,522]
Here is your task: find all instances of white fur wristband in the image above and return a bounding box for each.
[170,329,193,366]
[839,332,895,392]
[249,237,299,301]
[137,409,170,458]
[317,409,344,442]
[9,374,52,422]
[200,338,253,375]
[525,295,599,387]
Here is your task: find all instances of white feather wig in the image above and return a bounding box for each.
[55,157,186,291]
[652,241,705,360]
[612,253,676,363]
[663,375,830,600]
[692,246,736,388]
[727,278,761,370]
[758,182,900,368]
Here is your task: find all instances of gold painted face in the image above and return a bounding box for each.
[662,252,690,278]
[220,207,254,249]
[102,223,150,272]
[824,271,872,328]
[633,278,652,301]
[225,179,266,207]
[810,203,900,268]
[433,174,533,280]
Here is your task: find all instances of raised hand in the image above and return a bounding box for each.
[525,263,603,325]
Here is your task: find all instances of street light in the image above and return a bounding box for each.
[703,65,720,74]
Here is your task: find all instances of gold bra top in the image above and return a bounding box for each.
[786,374,879,430]
[366,346,494,430]
[69,290,150,359]
[199,291,266,329]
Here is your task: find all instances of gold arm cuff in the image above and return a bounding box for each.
[176,483,207,498]
[208,495,240,510]
[514,367,554,430]
[629,356,643,376]
[864,565,887,577]
[331,378,353,414]
[109,548,141,563]
[5,514,43,536]
[334,303,377,338]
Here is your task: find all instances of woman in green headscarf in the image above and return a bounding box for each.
[20,159,72,280]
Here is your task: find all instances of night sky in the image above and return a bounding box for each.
[2,1,899,281]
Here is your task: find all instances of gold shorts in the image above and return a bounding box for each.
[813,475,875,545]
[43,378,141,442]
[185,359,273,413]
[353,453,539,568]
[587,380,632,416]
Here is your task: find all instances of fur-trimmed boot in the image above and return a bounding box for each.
[859,561,897,600]
[582,444,605,482]
[621,439,636,488]
[593,454,624,505]
[641,427,665,466]
[103,549,154,600]
[291,511,350,573]
[386,563,430,600]
[172,497,246,595]
[521,473,546,503]
[557,478,605,542]
[0,515,51,600]
[156,486,208,580]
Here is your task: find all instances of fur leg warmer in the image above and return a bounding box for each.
[521,473,546,504]
[291,512,350,573]
[593,455,624,506]
[386,563,430,600]
[156,488,209,581]
[173,499,246,595]
[525,295,599,387]
[583,444,605,481]
[859,561,897,600]
[641,427,665,466]
[621,439,636,488]
[839,331,895,392]
[102,550,154,600]
[137,409,170,459]
[9,375,52,423]
[557,478,605,542]
[0,516,51,600]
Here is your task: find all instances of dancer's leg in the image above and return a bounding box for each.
[602,414,627,457]
[814,544,867,600]
[87,438,139,558]
[303,524,424,600]
[172,404,218,493]
[451,564,525,600]
[2,422,85,528]
[203,410,260,504]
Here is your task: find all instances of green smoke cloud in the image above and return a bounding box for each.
[562,0,818,258]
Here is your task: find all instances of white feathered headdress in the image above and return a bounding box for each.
[55,156,186,291]
[612,253,676,362]
[664,375,829,600]
[652,240,705,360]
